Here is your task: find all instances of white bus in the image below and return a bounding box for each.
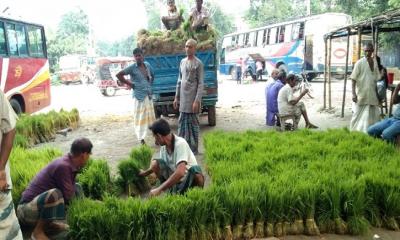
[219,13,352,80]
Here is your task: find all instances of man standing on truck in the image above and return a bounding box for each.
[116,48,156,145]
[173,39,204,154]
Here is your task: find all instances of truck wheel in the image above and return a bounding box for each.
[10,99,23,115]
[208,106,216,126]
[105,86,116,96]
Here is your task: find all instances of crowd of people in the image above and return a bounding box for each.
[1,0,400,238]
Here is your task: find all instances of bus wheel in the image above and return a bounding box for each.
[105,87,116,96]
[10,99,23,115]
[208,106,216,126]
[230,67,237,80]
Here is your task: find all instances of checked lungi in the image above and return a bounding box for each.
[178,113,199,154]
[17,189,65,225]
[0,191,23,240]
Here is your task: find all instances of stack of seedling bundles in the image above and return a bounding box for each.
[67,129,400,239]
[14,108,80,147]
[137,22,217,56]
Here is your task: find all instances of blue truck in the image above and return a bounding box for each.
[146,50,218,126]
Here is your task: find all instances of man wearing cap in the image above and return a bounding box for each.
[116,48,156,145]
[350,42,381,133]
[277,74,318,129]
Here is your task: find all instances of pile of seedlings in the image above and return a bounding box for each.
[64,129,400,239]
[14,109,80,147]
[137,21,217,56]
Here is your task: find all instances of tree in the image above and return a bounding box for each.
[47,8,90,71]
[96,35,136,57]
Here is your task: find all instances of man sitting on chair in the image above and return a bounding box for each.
[368,83,400,142]
[277,74,318,129]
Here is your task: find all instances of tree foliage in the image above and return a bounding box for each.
[245,0,393,28]
[96,35,136,57]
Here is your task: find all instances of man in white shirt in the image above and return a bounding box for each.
[350,43,381,133]
[277,74,318,129]
[189,0,209,31]
[139,118,204,197]
[161,0,184,30]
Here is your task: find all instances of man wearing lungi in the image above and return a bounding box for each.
[117,48,156,145]
[350,43,381,133]
[17,138,92,240]
[0,90,22,240]
[173,39,204,154]
[139,118,204,196]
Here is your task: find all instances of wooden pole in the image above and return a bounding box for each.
[328,37,332,109]
[357,27,362,60]
[323,37,328,109]
[341,29,351,118]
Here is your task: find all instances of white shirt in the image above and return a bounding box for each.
[350,57,380,106]
[159,135,198,181]
[278,84,295,115]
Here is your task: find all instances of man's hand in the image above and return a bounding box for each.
[149,187,162,197]
[192,101,200,113]
[352,94,358,103]
[301,89,309,95]
[173,99,179,110]
[0,170,9,191]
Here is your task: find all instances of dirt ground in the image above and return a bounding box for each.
[35,75,399,240]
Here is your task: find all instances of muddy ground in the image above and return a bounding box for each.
[35,75,399,239]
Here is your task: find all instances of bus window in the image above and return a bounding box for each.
[6,23,28,56]
[270,27,277,44]
[292,22,305,40]
[244,33,250,46]
[266,29,270,44]
[249,31,256,47]
[27,26,44,57]
[278,26,285,43]
[0,22,6,55]
[238,34,244,46]
[256,30,263,46]
[284,24,292,43]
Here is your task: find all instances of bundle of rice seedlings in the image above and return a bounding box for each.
[115,158,150,196]
[77,159,112,200]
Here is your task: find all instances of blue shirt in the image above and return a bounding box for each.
[122,62,154,101]
[267,79,285,114]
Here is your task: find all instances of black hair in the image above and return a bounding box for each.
[275,61,285,69]
[277,69,287,80]
[133,48,143,55]
[149,118,171,136]
[70,138,93,156]
[286,73,296,82]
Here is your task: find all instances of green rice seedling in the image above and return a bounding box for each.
[115,157,150,196]
[10,147,62,204]
[129,145,153,170]
[343,181,369,235]
[77,159,112,200]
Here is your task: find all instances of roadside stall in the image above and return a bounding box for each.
[323,9,400,117]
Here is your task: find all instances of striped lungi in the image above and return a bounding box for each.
[156,159,203,194]
[17,188,65,225]
[178,112,199,154]
[0,190,23,240]
[133,96,156,141]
